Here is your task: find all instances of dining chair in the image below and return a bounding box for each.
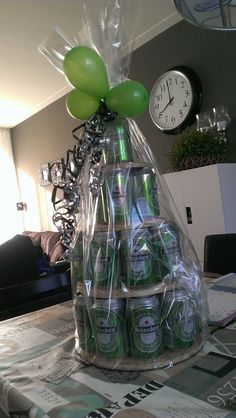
[204,233,236,276]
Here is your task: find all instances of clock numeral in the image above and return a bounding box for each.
[156,93,162,101]
[160,84,166,93]
[175,77,178,85]
[154,103,159,110]
[179,109,183,118]
[181,80,185,88]
[165,115,168,122]
[168,78,172,86]
[185,89,190,97]
[171,116,176,124]
[183,100,188,108]
[158,112,163,118]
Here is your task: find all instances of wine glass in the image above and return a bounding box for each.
[212,105,230,131]
[196,111,212,133]
[212,105,231,143]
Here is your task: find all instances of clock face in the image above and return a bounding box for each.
[149,67,202,134]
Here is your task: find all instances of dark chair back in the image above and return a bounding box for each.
[0,234,38,286]
[204,233,236,275]
[0,272,72,321]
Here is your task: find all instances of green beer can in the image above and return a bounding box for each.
[74,295,94,353]
[89,231,119,289]
[105,168,131,224]
[103,117,133,165]
[150,220,181,277]
[92,298,126,359]
[131,167,159,223]
[162,290,195,350]
[128,295,163,358]
[121,228,160,288]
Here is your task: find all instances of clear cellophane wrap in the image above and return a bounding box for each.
[69,0,208,370]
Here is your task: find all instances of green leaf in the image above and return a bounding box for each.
[168,127,230,171]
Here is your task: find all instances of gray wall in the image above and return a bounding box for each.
[130,20,236,172]
[11,19,236,228]
[12,20,236,174]
[12,95,78,181]
[11,96,78,230]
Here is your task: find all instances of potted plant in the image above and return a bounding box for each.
[168,127,229,172]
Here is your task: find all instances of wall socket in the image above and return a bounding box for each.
[16,202,26,211]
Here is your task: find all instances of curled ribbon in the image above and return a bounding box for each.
[51,104,116,257]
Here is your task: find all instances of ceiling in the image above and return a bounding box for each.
[0,0,181,128]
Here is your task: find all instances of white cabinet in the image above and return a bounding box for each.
[163,163,236,265]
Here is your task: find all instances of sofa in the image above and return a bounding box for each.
[0,231,71,321]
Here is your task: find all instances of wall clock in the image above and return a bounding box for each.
[149,66,202,134]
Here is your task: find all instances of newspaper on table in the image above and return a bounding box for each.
[207,273,236,327]
[0,302,235,418]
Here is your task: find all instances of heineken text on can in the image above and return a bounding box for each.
[128,295,163,358]
[162,290,195,350]
[103,118,133,165]
[151,220,181,276]
[121,228,160,288]
[74,295,94,353]
[106,168,131,223]
[92,298,126,358]
[89,232,119,289]
[132,167,159,223]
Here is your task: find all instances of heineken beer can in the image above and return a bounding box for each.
[151,220,181,277]
[162,290,195,350]
[74,295,94,353]
[131,167,159,223]
[103,118,133,165]
[92,298,126,359]
[128,295,163,358]
[89,231,119,289]
[105,168,131,224]
[121,228,160,288]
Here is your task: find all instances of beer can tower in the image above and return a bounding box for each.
[72,117,205,371]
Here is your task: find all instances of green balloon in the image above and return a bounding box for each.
[63,46,109,99]
[105,80,149,117]
[66,89,100,120]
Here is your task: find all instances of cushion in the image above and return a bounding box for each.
[23,231,41,247]
[40,231,61,259]
[0,235,38,287]
[31,234,41,247]
[23,231,63,262]
[50,240,64,263]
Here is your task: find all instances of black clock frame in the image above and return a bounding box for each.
[150,66,202,135]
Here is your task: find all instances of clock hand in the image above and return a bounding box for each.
[160,96,174,114]
[166,80,171,102]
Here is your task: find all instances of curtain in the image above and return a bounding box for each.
[0,128,23,244]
